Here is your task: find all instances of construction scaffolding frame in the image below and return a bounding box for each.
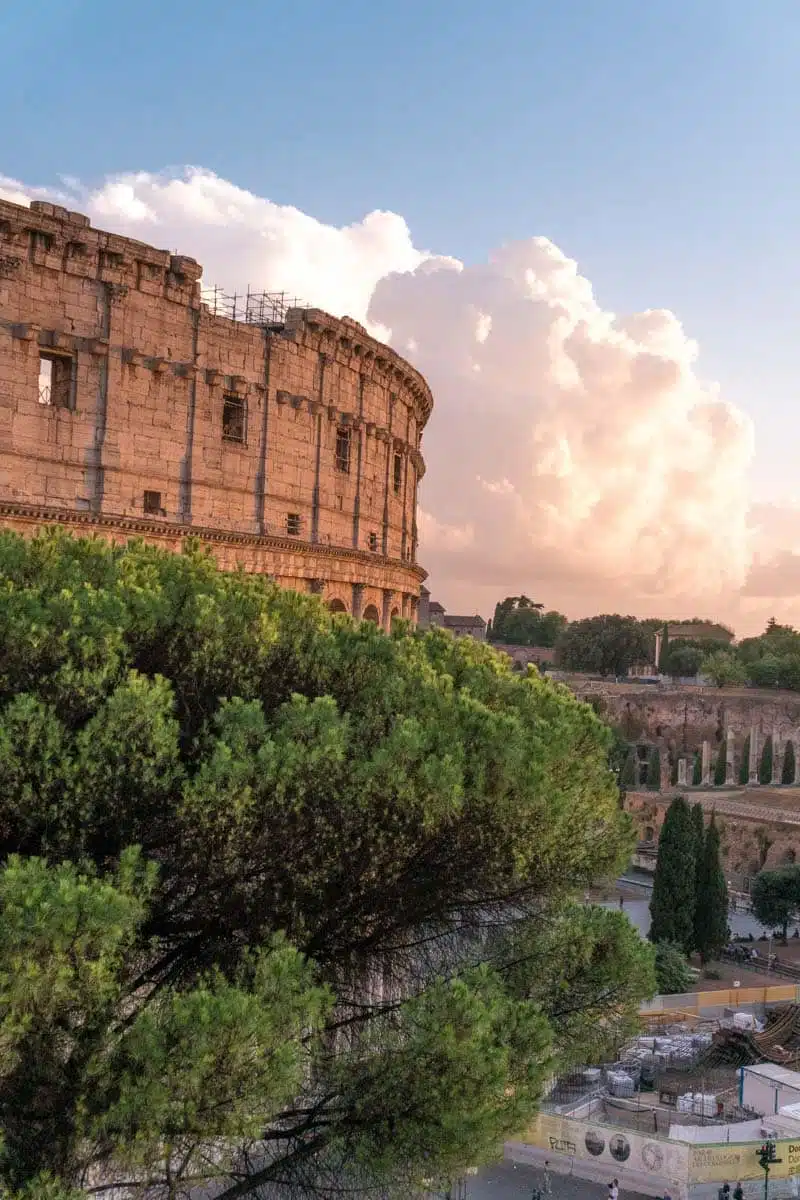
[200,285,307,327]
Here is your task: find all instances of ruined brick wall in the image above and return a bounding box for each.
[0,199,431,625]
[626,791,800,878]
[570,679,800,774]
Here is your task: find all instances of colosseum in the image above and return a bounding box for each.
[0,197,432,626]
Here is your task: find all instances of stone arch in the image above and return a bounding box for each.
[362,604,380,624]
[328,598,348,615]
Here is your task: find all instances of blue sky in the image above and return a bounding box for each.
[6,0,800,496]
[2,1,800,521]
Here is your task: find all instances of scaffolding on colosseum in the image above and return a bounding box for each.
[200,285,306,327]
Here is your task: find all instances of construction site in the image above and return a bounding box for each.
[506,998,800,1199]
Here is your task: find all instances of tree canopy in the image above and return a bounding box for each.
[0,530,653,1198]
[489,597,567,647]
[750,868,800,941]
[556,614,652,677]
[693,814,729,964]
[649,797,696,953]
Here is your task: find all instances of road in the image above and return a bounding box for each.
[465,1162,647,1200]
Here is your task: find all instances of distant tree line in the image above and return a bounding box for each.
[701,619,800,691]
[489,599,733,679]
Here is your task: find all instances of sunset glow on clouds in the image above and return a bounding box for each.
[0,166,792,632]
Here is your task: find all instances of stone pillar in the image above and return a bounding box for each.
[701,740,711,787]
[351,583,364,621]
[725,728,735,786]
[748,725,759,785]
[381,588,394,632]
[772,727,782,786]
[677,758,688,787]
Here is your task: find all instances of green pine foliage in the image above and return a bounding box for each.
[784,741,796,785]
[740,735,751,784]
[646,746,661,789]
[714,743,727,785]
[693,815,729,963]
[653,941,694,994]
[0,530,654,1197]
[621,750,638,789]
[650,796,696,952]
[760,736,774,785]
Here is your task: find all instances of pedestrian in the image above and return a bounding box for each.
[609,1179,619,1200]
[619,895,624,909]
[734,1184,744,1200]
[663,1190,672,1200]
[719,1182,731,1200]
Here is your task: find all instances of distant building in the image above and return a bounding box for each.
[442,614,487,641]
[417,590,485,638]
[665,622,734,644]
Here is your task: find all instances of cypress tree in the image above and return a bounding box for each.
[694,814,729,964]
[646,746,661,790]
[739,735,750,785]
[692,752,702,786]
[760,736,774,785]
[691,802,705,952]
[621,750,637,789]
[670,755,678,786]
[784,741,796,785]
[714,744,727,786]
[650,796,696,952]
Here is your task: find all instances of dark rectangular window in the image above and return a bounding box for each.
[368,532,378,552]
[393,451,403,495]
[335,426,351,474]
[38,353,74,409]
[286,513,301,536]
[143,490,162,515]
[222,394,247,443]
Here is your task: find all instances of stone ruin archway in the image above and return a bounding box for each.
[362,604,380,624]
[328,598,348,615]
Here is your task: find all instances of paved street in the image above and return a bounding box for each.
[466,1162,649,1200]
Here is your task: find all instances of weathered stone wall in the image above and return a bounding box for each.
[626,790,800,878]
[569,679,800,780]
[0,198,432,625]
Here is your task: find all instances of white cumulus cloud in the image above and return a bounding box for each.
[1,166,794,631]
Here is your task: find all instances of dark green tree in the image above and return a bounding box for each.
[784,741,797,785]
[0,529,649,1197]
[694,814,729,963]
[490,597,567,647]
[750,868,800,941]
[556,615,652,677]
[714,743,727,786]
[646,746,661,790]
[760,735,774,785]
[649,796,696,952]
[620,750,638,789]
[702,649,748,688]
[740,734,751,785]
[691,802,705,949]
[661,640,704,679]
[692,753,702,786]
[653,941,694,994]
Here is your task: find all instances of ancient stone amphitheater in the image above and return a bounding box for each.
[0,197,432,626]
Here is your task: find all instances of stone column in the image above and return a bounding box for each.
[772,727,782,786]
[725,728,735,786]
[677,758,688,787]
[701,740,711,787]
[381,588,394,632]
[748,725,759,785]
[351,583,364,621]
